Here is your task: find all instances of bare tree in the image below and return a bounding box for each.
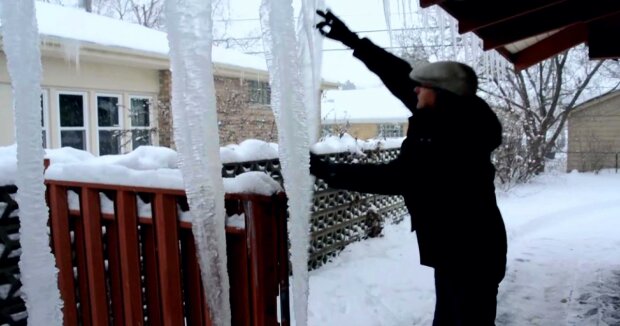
[479,46,620,178]
[129,0,163,28]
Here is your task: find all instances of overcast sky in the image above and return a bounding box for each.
[222,0,425,88]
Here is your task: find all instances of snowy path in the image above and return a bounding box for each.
[308,172,620,325]
[497,199,620,326]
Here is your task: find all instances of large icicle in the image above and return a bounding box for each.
[0,1,63,324]
[260,0,315,324]
[163,1,231,325]
[382,0,394,47]
[296,0,324,142]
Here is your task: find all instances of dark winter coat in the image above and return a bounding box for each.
[313,38,507,274]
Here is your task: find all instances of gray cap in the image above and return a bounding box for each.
[409,61,478,96]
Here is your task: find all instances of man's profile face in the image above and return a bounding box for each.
[414,85,436,110]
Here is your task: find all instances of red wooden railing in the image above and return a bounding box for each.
[46,179,290,326]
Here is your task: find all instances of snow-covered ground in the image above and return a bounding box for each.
[2,144,618,324]
[307,170,620,326]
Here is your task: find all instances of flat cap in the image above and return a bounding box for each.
[409,61,478,96]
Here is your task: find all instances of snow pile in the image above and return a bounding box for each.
[0,145,17,186]
[95,145,178,170]
[311,133,404,155]
[220,139,279,163]
[1,135,402,188]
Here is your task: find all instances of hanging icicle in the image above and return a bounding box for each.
[163,1,231,325]
[260,0,316,325]
[297,0,324,142]
[383,0,394,47]
[0,1,63,324]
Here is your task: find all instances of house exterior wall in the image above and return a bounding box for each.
[567,93,620,172]
[347,123,378,139]
[214,76,277,145]
[156,73,279,147]
[322,122,409,140]
[0,54,159,154]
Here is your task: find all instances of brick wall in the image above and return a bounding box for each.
[157,71,278,147]
[214,76,278,145]
[158,69,174,148]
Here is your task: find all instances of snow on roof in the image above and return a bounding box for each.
[17,2,268,73]
[321,87,412,124]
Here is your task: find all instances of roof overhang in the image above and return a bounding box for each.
[38,35,170,70]
[421,0,620,70]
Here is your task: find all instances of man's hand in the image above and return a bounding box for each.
[315,10,360,48]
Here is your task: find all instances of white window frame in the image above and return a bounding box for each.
[248,80,271,106]
[129,95,153,150]
[95,93,123,156]
[378,123,404,138]
[41,89,49,148]
[56,91,89,151]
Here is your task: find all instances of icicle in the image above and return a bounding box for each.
[382,0,393,47]
[296,0,324,142]
[449,14,457,59]
[436,6,446,59]
[400,0,408,28]
[260,0,315,325]
[163,1,231,325]
[62,39,81,69]
[0,1,63,324]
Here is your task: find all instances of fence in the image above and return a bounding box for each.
[47,179,289,326]
[0,147,407,325]
[0,185,24,326]
[220,149,407,269]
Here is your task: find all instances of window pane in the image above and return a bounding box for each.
[99,131,121,155]
[379,124,403,137]
[248,80,271,105]
[61,130,86,150]
[131,98,150,127]
[132,129,151,148]
[98,96,119,127]
[59,94,84,127]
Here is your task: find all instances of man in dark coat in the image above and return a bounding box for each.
[311,10,508,326]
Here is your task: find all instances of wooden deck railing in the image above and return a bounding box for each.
[46,179,289,326]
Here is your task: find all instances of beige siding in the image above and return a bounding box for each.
[0,84,14,145]
[0,54,159,153]
[567,94,620,172]
[348,124,379,139]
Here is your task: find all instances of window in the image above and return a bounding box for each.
[378,123,403,138]
[248,80,271,105]
[96,94,122,155]
[58,92,88,150]
[41,90,49,148]
[130,96,152,149]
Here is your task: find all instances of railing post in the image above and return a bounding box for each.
[243,194,288,326]
[153,193,184,326]
[226,225,251,326]
[274,193,290,326]
[141,223,163,326]
[181,230,211,326]
[48,184,79,325]
[81,187,109,326]
[116,191,144,325]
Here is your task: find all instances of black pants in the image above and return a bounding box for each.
[432,267,504,326]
